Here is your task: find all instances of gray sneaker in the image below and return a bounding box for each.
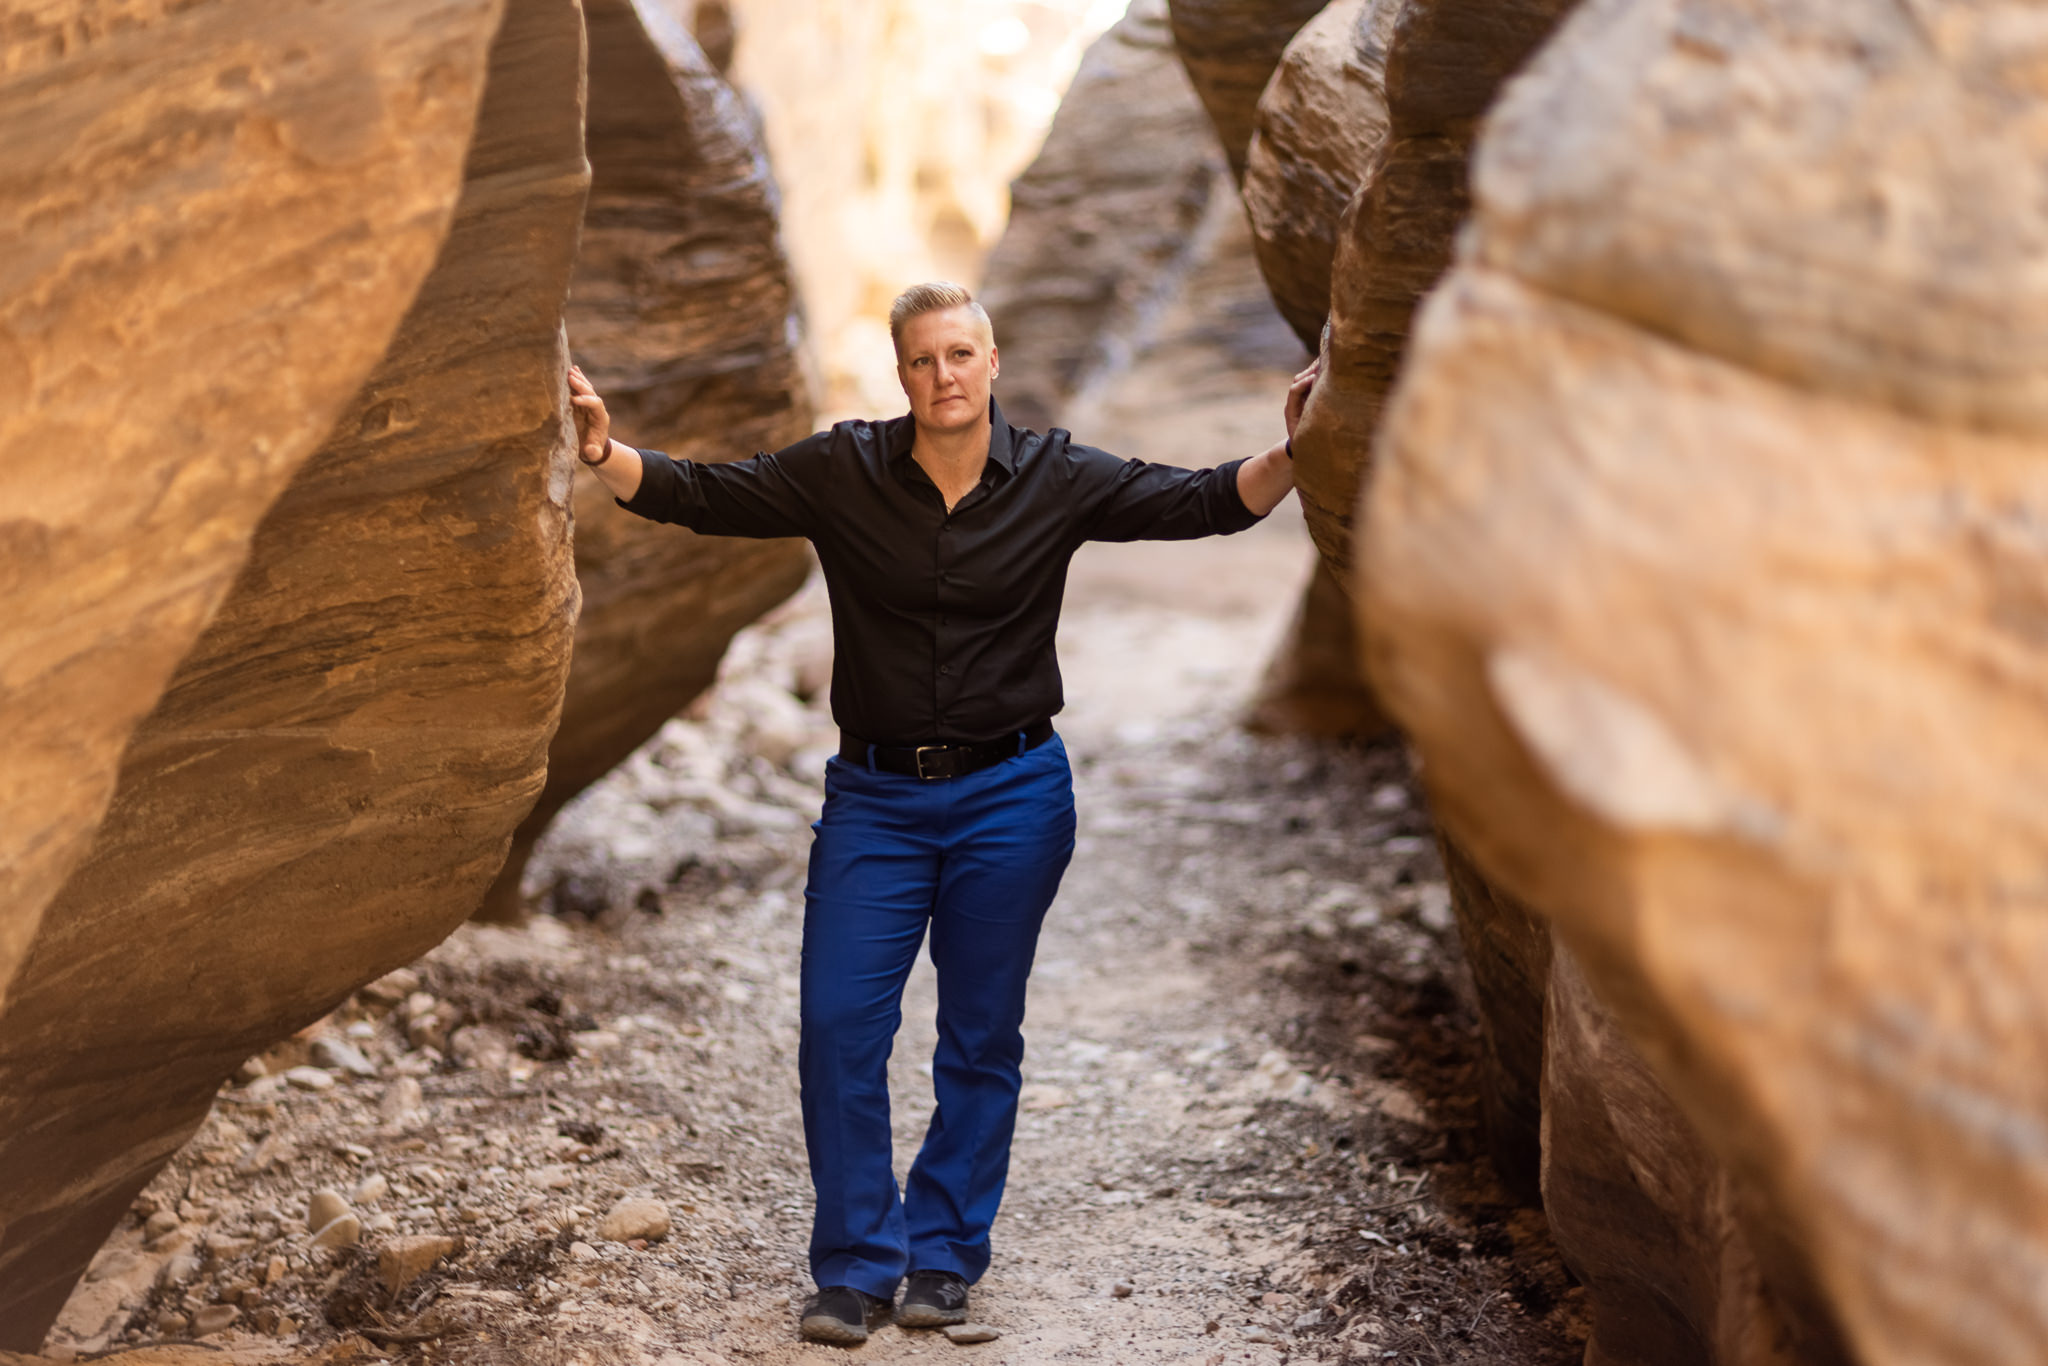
[799,1286,894,1343]
[895,1269,969,1328]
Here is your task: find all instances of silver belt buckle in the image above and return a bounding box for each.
[914,744,945,780]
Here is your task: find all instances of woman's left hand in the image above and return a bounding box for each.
[1283,360,1320,442]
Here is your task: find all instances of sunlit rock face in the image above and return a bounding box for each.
[1287,0,1571,581]
[1240,0,1395,349]
[977,0,1227,433]
[0,0,505,1029]
[477,0,813,922]
[1362,2,2048,1363]
[0,0,586,1344]
[1165,0,1330,183]
[717,0,1128,417]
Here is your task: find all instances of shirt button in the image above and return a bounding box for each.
[939,665,953,676]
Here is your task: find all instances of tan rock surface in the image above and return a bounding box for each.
[1287,0,1573,580]
[978,0,1228,434]
[0,0,506,1022]
[0,0,588,1345]
[1240,0,1396,348]
[476,0,811,922]
[1361,3,2048,1363]
[1165,0,1331,182]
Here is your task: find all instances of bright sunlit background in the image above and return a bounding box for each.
[723,0,1134,420]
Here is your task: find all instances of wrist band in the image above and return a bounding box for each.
[582,437,612,468]
[1284,437,1295,460]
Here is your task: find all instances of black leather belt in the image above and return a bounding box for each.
[840,719,1055,780]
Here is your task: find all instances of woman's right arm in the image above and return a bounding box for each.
[567,364,816,539]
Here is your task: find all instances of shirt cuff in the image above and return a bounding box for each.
[1213,457,1265,532]
[618,446,675,518]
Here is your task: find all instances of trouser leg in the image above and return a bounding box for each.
[902,736,1077,1281]
[799,758,940,1298]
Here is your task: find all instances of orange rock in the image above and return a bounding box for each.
[1362,3,2048,1362]
[0,0,584,1344]
[0,0,506,1023]
[1165,0,1331,184]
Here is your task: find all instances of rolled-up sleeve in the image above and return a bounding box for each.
[1074,445,1263,543]
[618,433,826,539]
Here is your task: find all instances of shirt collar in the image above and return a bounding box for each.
[885,398,1018,476]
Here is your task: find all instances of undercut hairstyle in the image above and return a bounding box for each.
[888,281,992,357]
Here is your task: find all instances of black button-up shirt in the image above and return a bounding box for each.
[620,399,1262,745]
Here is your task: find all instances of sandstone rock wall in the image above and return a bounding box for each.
[0,0,507,1024]
[0,0,588,1343]
[717,0,1130,417]
[1286,0,1572,579]
[1360,1,2048,1363]
[1166,0,1331,183]
[977,0,1228,433]
[476,0,812,921]
[1240,0,1396,349]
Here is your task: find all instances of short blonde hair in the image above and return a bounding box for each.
[888,281,992,357]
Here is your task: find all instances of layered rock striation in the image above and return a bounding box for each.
[0,0,508,1026]
[1239,0,1396,349]
[0,0,588,1343]
[478,0,813,921]
[1166,0,1332,184]
[1361,1,2048,1363]
[1286,0,1572,579]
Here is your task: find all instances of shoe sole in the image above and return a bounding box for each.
[895,1305,968,1328]
[800,1314,873,1344]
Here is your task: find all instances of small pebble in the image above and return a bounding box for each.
[944,1323,1001,1344]
[142,1210,182,1244]
[311,1036,377,1077]
[155,1312,189,1335]
[377,1234,461,1295]
[596,1197,670,1243]
[569,1241,599,1261]
[306,1189,349,1232]
[283,1066,334,1092]
[1111,1280,1134,1298]
[264,1254,288,1285]
[310,1213,362,1250]
[191,1305,239,1337]
[353,1173,389,1204]
[1239,1325,1285,1346]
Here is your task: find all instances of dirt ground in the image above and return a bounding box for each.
[46,491,1586,1366]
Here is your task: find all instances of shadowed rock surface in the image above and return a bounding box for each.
[0,0,588,1344]
[477,0,812,922]
[0,0,507,1027]
[1362,2,2048,1363]
[977,0,1226,435]
[1241,0,1396,348]
[1544,944,1848,1366]
[1165,0,1331,183]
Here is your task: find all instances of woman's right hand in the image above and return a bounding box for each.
[568,364,611,464]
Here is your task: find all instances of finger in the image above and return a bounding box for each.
[570,394,604,410]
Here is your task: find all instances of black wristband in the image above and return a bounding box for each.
[1284,437,1295,460]
[581,437,612,468]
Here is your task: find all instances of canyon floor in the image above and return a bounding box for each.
[48,508,1586,1366]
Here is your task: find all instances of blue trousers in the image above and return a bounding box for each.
[798,734,1077,1299]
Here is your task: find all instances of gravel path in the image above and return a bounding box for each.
[55,525,1583,1365]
